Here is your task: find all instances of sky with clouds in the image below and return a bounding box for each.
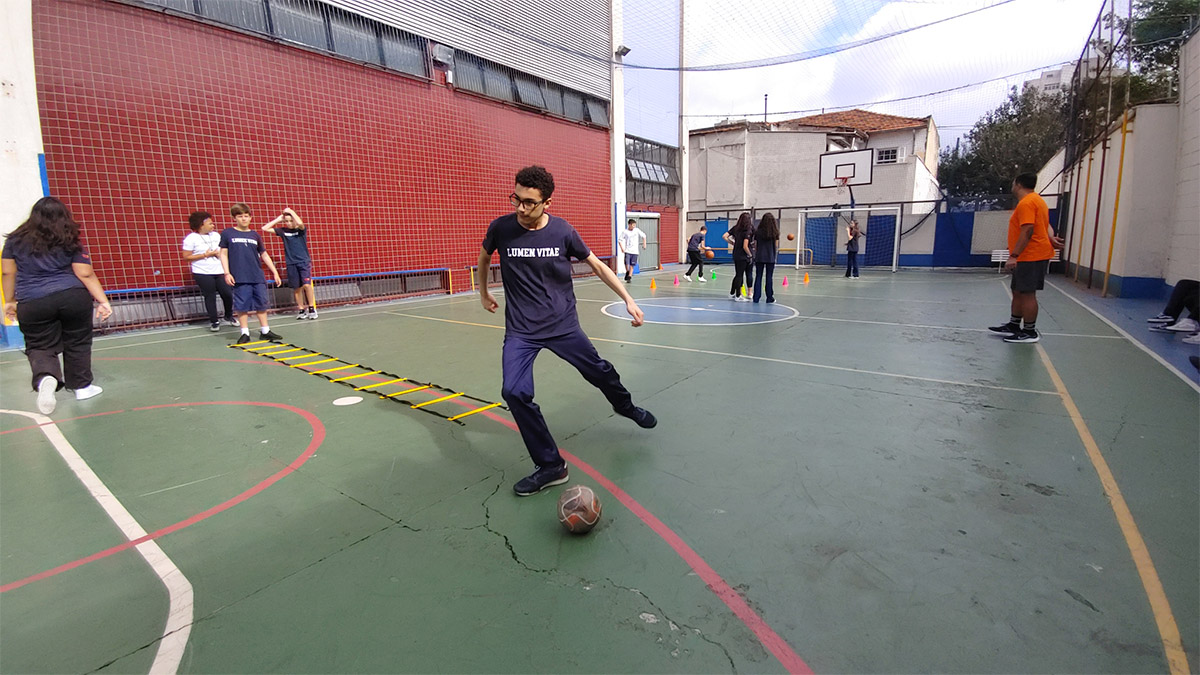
[622,0,1110,148]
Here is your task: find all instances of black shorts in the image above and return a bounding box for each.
[1011,260,1048,293]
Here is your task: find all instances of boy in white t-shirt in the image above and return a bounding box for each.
[182,211,235,331]
[618,218,648,282]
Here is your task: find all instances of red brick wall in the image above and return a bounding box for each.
[628,203,680,264]
[32,0,611,293]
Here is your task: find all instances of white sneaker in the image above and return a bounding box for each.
[1166,317,1199,332]
[36,376,57,415]
[1183,333,1200,345]
[684,275,692,282]
[74,384,103,401]
[698,277,706,283]
[308,309,318,319]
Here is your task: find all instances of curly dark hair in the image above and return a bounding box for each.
[757,212,779,240]
[188,211,213,232]
[515,166,555,200]
[6,197,82,256]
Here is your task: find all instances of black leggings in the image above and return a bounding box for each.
[194,273,233,324]
[731,257,750,296]
[16,287,94,390]
[685,250,704,277]
[1163,279,1199,320]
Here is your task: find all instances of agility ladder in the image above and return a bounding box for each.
[229,339,506,424]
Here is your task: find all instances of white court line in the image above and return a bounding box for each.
[385,311,1057,396]
[1047,281,1200,393]
[583,296,1119,338]
[1,409,192,674]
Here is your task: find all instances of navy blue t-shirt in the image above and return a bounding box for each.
[219,228,267,284]
[272,227,310,264]
[1,239,89,301]
[687,232,704,252]
[481,214,591,338]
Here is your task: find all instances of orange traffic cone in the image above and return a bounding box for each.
[650,278,657,290]
[803,272,810,284]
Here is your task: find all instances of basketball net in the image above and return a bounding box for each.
[835,177,848,196]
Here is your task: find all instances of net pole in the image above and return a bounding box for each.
[891,206,902,273]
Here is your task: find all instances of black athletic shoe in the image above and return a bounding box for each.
[1004,329,1040,343]
[513,465,569,496]
[236,333,251,344]
[617,406,657,429]
[988,321,1021,334]
[296,310,308,320]
[260,330,283,341]
[209,323,220,332]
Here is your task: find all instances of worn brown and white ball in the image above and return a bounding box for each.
[557,485,602,534]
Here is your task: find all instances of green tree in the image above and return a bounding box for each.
[938,86,1065,199]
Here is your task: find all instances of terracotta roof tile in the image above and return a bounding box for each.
[779,109,929,132]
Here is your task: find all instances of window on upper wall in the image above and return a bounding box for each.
[270,0,328,50]
[455,55,486,94]
[562,91,586,122]
[380,27,427,77]
[585,98,609,128]
[514,75,546,108]
[145,0,194,12]
[197,0,268,32]
[540,82,564,116]
[876,148,899,164]
[329,10,379,64]
[482,62,515,101]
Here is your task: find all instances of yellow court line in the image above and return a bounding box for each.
[289,358,338,368]
[276,353,322,361]
[411,392,463,409]
[246,343,290,352]
[355,377,407,391]
[447,401,503,421]
[1035,345,1189,674]
[311,363,359,375]
[331,370,382,383]
[385,385,431,398]
[262,347,303,356]
[232,340,271,348]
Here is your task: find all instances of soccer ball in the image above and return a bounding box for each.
[557,485,602,534]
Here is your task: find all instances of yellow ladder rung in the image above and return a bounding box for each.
[277,352,323,361]
[233,339,271,348]
[311,363,359,375]
[385,385,432,398]
[247,343,290,352]
[411,392,463,409]
[446,402,503,421]
[289,358,338,368]
[331,370,382,383]
[262,347,303,356]
[355,377,407,391]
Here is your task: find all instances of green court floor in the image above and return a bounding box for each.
[1,267,1196,674]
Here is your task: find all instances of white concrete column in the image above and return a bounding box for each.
[1,0,46,238]
[677,0,688,262]
[611,0,627,274]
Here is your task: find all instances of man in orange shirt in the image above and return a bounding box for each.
[989,173,1064,343]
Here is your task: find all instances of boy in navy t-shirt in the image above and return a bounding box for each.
[478,166,657,496]
[264,207,317,320]
[219,203,282,344]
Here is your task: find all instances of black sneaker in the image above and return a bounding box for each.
[296,310,308,320]
[1003,329,1040,343]
[209,323,220,332]
[236,333,251,344]
[617,406,657,429]
[1147,314,1174,323]
[988,321,1020,334]
[513,465,569,496]
[260,330,283,341]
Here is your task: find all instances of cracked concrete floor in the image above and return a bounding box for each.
[1,268,1196,673]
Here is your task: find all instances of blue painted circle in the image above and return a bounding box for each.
[601,297,798,326]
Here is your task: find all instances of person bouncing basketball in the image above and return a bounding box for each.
[477,166,657,496]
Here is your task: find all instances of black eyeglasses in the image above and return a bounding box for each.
[509,193,545,210]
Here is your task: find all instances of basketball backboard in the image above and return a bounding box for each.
[819,149,874,189]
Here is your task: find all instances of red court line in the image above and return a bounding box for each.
[0,401,324,593]
[454,400,814,675]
